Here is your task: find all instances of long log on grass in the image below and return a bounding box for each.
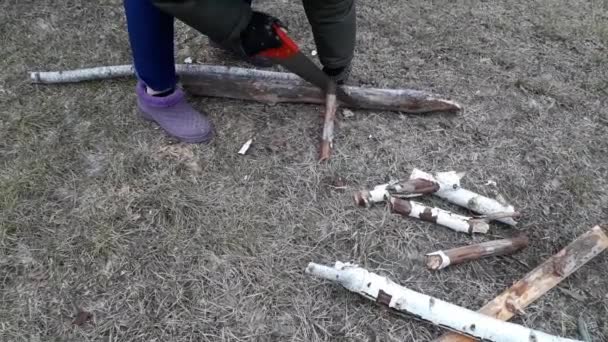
[305,261,582,342]
[319,83,338,161]
[29,64,462,113]
[410,169,518,226]
[389,197,490,234]
[434,225,608,342]
[353,178,440,207]
[426,235,529,270]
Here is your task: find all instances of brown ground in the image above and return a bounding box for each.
[1,0,607,341]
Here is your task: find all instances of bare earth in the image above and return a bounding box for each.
[1,0,607,341]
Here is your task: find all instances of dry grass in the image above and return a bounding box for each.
[1,0,607,341]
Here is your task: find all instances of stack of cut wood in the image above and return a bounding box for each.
[305,169,608,341]
[354,168,527,269]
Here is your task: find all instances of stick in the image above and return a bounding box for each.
[319,83,337,162]
[353,178,440,207]
[426,235,529,270]
[29,64,462,113]
[238,138,253,155]
[305,261,582,342]
[577,315,592,342]
[389,197,490,234]
[434,225,608,342]
[410,169,518,226]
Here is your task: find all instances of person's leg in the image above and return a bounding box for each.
[124,0,176,92]
[123,0,214,143]
[302,0,356,83]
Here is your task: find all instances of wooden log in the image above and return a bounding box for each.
[306,261,582,342]
[426,235,529,270]
[353,178,440,207]
[434,225,608,342]
[410,169,518,226]
[29,64,462,113]
[389,197,490,234]
[319,83,338,162]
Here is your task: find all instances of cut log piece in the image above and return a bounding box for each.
[353,178,440,207]
[426,235,529,270]
[306,261,582,342]
[319,83,338,162]
[29,64,462,113]
[390,197,489,234]
[434,225,608,342]
[410,169,518,226]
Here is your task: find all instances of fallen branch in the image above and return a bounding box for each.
[29,64,462,113]
[319,83,337,162]
[389,197,489,234]
[434,225,608,342]
[426,235,529,270]
[353,178,440,207]
[305,261,581,342]
[410,169,518,226]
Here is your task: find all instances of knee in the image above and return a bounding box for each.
[303,0,354,15]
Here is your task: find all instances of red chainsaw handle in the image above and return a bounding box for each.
[257,24,300,59]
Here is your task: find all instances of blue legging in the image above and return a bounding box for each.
[123,0,251,92]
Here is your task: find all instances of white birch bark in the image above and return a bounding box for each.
[390,197,489,234]
[306,261,582,342]
[410,169,518,226]
[353,178,440,207]
[29,65,462,113]
[238,139,253,155]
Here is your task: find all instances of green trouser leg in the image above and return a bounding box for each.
[302,0,356,69]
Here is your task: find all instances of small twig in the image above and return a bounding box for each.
[425,235,529,270]
[319,82,338,162]
[473,211,522,221]
[238,138,253,155]
[577,315,592,342]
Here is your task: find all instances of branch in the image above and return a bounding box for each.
[410,169,518,226]
[353,178,440,207]
[319,83,338,162]
[305,261,582,342]
[29,64,462,113]
[426,235,529,270]
[434,225,608,342]
[390,197,490,234]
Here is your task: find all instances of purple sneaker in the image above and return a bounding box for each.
[136,81,214,144]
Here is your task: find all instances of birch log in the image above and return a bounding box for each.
[410,169,518,226]
[305,261,582,342]
[353,178,440,207]
[434,225,608,342]
[29,64,462,113]
[319,83,337,162]
[390,197,490,234]
[426,235,529,270]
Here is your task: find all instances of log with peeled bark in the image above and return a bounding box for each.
[426,235,529,270]
[319,83,337,162]
[389,197,490,234]
[353,178,440,207]
[305,261,582,342]
[410,169,518,226]
[29,64,462,113]
[434,225,608,342]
